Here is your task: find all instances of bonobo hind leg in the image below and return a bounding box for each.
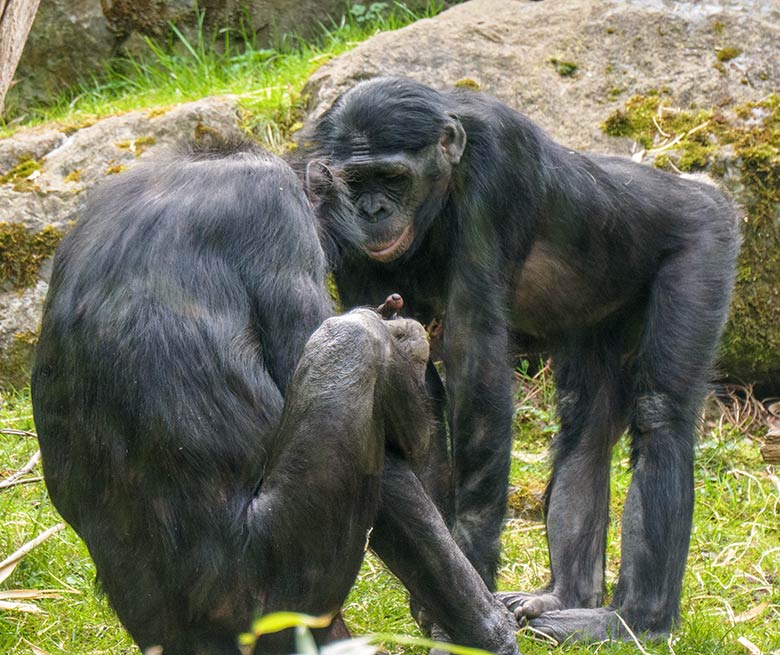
[515,393,699,644]
[512,243,735,643]
[248,310,429,652]
[499,334,629,622]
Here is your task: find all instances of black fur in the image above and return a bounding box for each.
[306,77,740,641]
[31,140,519,655]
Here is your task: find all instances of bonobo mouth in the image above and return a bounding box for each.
[365,225,415,263]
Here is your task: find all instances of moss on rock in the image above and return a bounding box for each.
[0,155,43,192]
[0,223,65,289]
[601,94,780,389]
[549,58,578,77]
[0,329,39,392]
[115,135,157,157]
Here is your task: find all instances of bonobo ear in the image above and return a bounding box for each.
[441,115,467,165]
[304,159,333,200]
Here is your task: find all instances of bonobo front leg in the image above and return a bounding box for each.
[444,276,514,587]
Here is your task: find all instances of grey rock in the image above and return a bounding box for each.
[304,0,780,153]
[5,0,115,115]
[0,95,244,390]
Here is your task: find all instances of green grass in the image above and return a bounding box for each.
[1,1,444,143]
[343,370,780,655]
[3,374,777,655]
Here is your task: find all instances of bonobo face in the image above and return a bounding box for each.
[338,124,466,263]
[309,77,468,264]
[341,146,440,262]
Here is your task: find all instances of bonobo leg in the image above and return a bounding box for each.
[416,361,454,523]
[250,310,429,652]
[407,362,456,640]
[113,310,428,655]
[499,332,630,624]
[515,245,733,642]
[370,455,519,655]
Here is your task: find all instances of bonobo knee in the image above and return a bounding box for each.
[384,318,429,374]
[633,393,697,434]
[633,394,676,434]
[306,310,428,380]
[314,310,432,463]
[631,393,696,462]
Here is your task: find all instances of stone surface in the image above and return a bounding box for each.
[5,0,115,115]
[302,0,780,390]
[305,0,779,149]
[0,96,244,390]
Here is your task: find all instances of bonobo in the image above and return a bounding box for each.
[31,140,519,655]
[306,77,740,641]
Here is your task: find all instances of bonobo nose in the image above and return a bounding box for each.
[360,194,389,222]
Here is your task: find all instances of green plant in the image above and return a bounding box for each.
[350,3,390,24]
[0,1,446,135]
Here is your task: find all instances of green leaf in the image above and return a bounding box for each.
[249,612,334,637]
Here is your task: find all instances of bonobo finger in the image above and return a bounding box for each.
[495,591,552,623]
[385,318,429,368]
[376,293,404,319]
[428,623,454,655]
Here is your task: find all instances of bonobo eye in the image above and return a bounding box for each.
[381,171,408,185]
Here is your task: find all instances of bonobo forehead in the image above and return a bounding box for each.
[342,151,418,174]
[315,77,452,159]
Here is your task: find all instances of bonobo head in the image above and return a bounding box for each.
[308,77,466,263]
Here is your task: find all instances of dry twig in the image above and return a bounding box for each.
[0,449,41,489]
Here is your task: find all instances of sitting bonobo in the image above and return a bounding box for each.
[31,140,520,655]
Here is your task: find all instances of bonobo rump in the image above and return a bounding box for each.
[306,76,740,642]
[31,140,520,655]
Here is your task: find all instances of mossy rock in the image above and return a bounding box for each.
[0,330,39,392]
[0,222,65,289]
[601,94,780,391]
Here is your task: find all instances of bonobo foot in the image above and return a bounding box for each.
[496,591,565,620]
[498,596,667,644]
[524,609,636,643]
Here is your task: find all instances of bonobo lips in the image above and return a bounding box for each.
[365,225,415,263]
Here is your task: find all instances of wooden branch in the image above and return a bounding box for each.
[0,449,41,489]
[0,0,42,115]
[760,430,780,464]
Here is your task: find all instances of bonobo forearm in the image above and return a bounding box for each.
[370,455,519,655]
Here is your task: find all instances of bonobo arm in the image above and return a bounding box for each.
[370,454,519,655]
[444,271,514,587]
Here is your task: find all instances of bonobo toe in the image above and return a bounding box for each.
[496,591,563,621]
[528,608,630,643]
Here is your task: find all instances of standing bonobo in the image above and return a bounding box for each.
[306,77,740,641]
[31,140,519,655]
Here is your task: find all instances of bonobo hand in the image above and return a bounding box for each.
[384,318,429,377]
[373,293,429,378]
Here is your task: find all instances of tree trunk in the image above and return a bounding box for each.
[0,0,42,116]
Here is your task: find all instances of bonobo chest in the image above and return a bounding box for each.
[511,240,626,338]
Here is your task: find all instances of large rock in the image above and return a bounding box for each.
[303,0,780,391]
[0,96,244,390]
[5,1,115,114]
[5,0,443,116]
